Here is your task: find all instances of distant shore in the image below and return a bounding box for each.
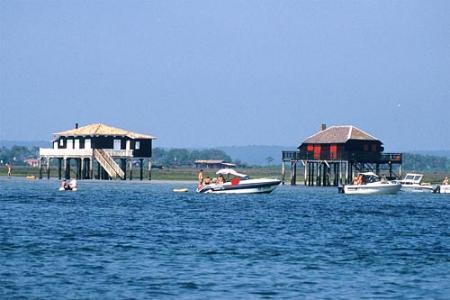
[0,166,448,184]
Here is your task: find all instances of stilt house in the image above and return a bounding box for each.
[282,125,402,186]
[39,123,156,180]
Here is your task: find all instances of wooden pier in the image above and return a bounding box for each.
[282,125,402,186]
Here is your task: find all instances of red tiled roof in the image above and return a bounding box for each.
[302,125,380,144]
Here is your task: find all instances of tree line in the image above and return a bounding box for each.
[0,145,449,170]
[152,148,238,167]
[0,146,39,165]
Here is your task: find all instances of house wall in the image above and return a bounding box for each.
[53,136,152,157]
[299,140,383,162]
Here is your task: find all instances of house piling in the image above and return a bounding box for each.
[39,123,156,181]
[282,125,402,186]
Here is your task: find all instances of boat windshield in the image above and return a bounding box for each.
[216,168,248,179]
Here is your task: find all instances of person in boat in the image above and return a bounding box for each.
[217,175,225,184]
[69,179,77,189]
[443,176,449,185]
[203,177,211,185]
[355,174,364,185]
[60,179,72,190]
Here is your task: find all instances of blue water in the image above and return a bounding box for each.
[1,178,449,299]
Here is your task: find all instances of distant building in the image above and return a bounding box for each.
[39,123,156,180]
[24,158,40,168]
[194,160,236,169]
[282,124,402,186]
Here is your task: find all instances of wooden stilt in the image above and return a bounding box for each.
[148,159,152,180]
[39,158,43,179]
[46,158,51,179]
[290,161,297,185]
[58,158,62,180]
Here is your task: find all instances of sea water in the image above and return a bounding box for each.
[1,177,449,299]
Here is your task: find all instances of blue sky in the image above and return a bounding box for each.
[1,1,449,150]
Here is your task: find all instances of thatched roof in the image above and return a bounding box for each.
[54,123,156,139]
[302,125,380,144]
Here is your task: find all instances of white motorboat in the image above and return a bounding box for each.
[339,172,401,195]
[393,173,437,193]
[196,168,281,194]
[437,185,450,194]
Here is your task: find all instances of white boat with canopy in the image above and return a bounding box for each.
[196,168,281,194]
[340,172,401,195]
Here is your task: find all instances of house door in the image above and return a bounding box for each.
[113,139,122,150]
[67,139,73,149]
[74,139,80,149]
[126,140,130,151]
[85,139,91,149]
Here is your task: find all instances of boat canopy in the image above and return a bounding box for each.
[360,172,379,177]
[216,168,248,178]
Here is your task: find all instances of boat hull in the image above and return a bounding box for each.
[438,185,450,194]
[343,183,401,195]
[197,179,281,194]
[400,184,436,193]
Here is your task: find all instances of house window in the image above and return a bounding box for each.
[59,139,63,146]
[307,145,313,152]
[371,144,377,152]
[135,141,140,150]
[113,139,122,150]
[313,145,321,160]
[330,144,338,160]
[363,144,369,151]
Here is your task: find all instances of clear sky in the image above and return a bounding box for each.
[1,0,449,150]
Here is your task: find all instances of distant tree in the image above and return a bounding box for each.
[151,147,232,167]
[266,156,274,165]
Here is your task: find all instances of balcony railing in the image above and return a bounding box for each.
[39,148,134,158]
[40,148,93,157]
[282,150,402,164]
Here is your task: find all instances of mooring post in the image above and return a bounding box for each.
[139,159,144,180]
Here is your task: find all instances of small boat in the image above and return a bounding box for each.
[59,179,78,191]
[339,172,401,195]
[196,168,281,194]
[173,188,189,193]
[393,173,437,193]
[436,185,450,194]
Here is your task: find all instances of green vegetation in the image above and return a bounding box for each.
[0,146,38,166]
[0,145,448,183]
[152,147,235,166]
[402,153,450,171]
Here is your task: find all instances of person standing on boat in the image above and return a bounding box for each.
[443,176,449,185]
[198,169,204,184]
